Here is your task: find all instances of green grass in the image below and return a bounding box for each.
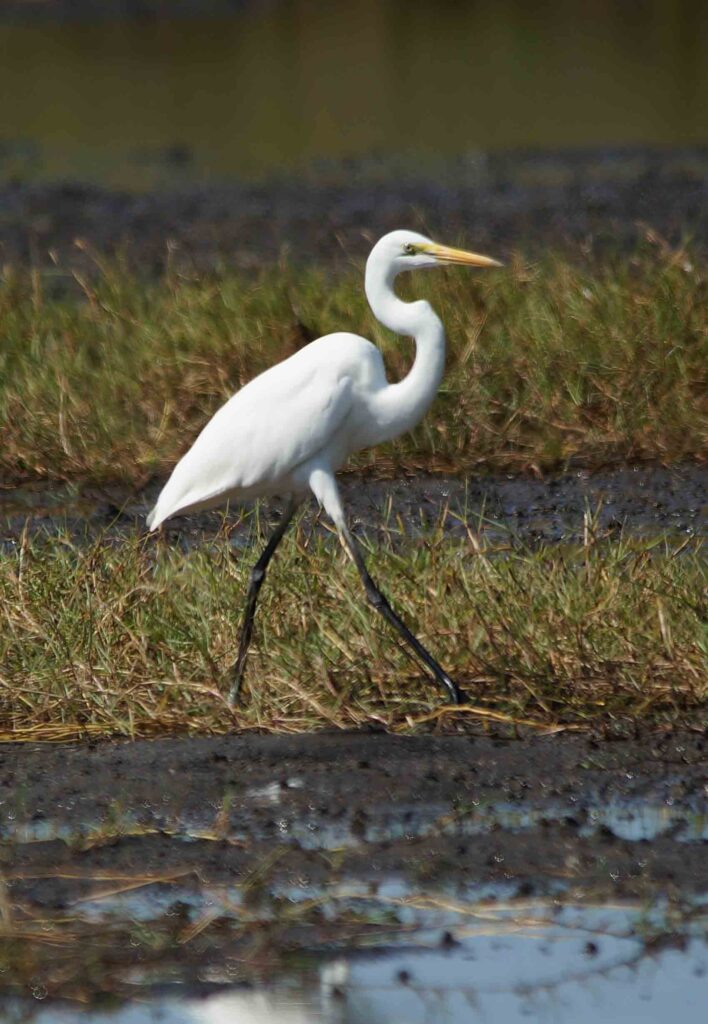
[1,516,704,739]
[0,242,706,485]
[1,245,705,737]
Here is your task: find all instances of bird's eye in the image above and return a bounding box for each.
[403,243,417,255]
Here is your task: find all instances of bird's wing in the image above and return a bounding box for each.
[147,340,361,528]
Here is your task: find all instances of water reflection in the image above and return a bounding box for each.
[9,902,707,1023]
[1,0,707,186]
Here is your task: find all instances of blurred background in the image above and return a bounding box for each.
[2,0,708,185]
[1,0,707,266]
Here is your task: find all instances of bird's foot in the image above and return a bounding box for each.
[440,673,468,706]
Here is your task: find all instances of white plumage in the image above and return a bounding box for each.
[147,229,501,705]
[147,333,382,529]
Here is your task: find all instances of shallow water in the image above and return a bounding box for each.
[1,1,707,186]
[7,898,707,1023]
[5,787,706,850]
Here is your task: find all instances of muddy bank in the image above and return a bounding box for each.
[2,146,707,277]
[2,464,706,553]
[4,731,706,896]
[1,732,706,1015]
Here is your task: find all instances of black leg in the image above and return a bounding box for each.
[339,524,466,706]
[228,500,298,704]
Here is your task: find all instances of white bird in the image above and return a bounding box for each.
[147,229,501,705]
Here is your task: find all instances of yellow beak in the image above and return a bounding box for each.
[424,242,503,269]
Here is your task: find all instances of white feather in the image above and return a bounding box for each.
[147,333,386,530]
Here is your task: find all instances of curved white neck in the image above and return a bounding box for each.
[365,257,446,442]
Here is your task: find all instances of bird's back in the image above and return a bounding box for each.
[147,332,386,529]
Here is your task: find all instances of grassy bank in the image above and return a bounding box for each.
[1,243,706,485]
[1,517,704,739]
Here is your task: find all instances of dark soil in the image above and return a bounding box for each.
[2,464,706,553]
[4,731,706,902]
[2,146,707,279]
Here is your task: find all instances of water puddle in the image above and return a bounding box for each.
[262,797,708,850]
[4,787,706,850]
[5,895,706,1023]
[62,877,562,928]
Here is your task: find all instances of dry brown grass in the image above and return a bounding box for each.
[1,514,704,739]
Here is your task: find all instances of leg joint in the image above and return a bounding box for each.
[250,566,265,586]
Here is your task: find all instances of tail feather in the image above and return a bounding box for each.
[145,506,160,531]
[146,478,232,531]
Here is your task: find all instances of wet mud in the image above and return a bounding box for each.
[2,463,706,554]
[2,146,707,279]
[1,733,706,1020]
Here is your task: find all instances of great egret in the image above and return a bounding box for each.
[147,229,501,705]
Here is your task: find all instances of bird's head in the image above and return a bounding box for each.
[369,229,502,276]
